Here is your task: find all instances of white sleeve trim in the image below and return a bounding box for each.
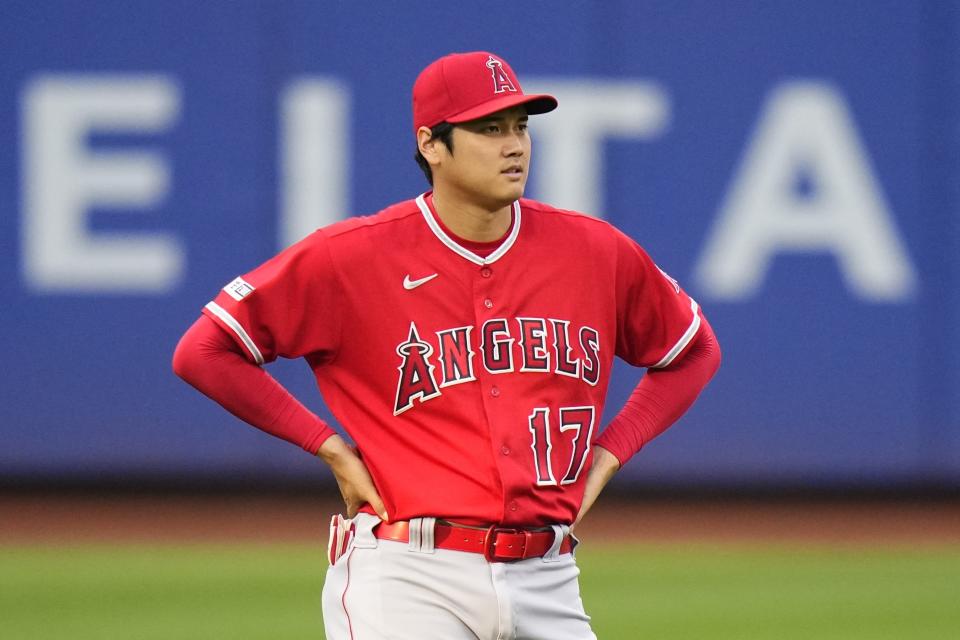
[650,299,701,369]
[204,301,265,365]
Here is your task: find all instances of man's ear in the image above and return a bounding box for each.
[417,126,443,166]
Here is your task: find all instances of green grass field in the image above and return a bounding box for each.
[1,543,958,639]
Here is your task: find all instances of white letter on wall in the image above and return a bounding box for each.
[694,82,917,301]
[21,75,183,293]
[524,80,669,217]
[280,79,349,247]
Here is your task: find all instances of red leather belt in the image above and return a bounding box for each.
[375,520,574,562]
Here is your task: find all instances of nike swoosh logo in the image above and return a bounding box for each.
[403,273,439,290]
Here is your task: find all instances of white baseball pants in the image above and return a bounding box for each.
[321,513,596,640]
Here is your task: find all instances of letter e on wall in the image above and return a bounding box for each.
[20,74,184,294]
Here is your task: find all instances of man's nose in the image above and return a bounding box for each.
[504,132,525,156]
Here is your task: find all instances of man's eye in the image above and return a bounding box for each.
[485,125,501,133]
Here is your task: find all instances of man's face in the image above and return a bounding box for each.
[434,105,531,210]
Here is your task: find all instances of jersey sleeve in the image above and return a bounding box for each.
[613,228,701,369]
[201,230,342,365]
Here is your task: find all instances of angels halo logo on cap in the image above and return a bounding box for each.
[485,55,517,94]
[412,51,558,133]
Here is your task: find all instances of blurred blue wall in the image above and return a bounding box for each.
[2,0,957,487]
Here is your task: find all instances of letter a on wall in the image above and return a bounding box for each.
[694,82,917,302]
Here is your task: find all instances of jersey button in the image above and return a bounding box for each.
[490,386,500,397]
[500,445,510,455]
[509,502,518,512]
[480,267,492,278]
[483,298,494,309]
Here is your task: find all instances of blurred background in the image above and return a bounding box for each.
[1,1,958,638]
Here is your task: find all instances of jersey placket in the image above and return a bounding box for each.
[470,260,523,521]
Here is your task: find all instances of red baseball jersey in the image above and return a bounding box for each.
[202,193,701,526]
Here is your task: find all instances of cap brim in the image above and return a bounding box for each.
[446,93,558,124]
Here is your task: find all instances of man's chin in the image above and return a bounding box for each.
[470,183,525,211]
[501,182,526,203]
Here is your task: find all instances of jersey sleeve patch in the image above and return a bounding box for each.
[650,299,701,369]
[204,301,265,365]
[223,276,256,301]
[656,265,681,294]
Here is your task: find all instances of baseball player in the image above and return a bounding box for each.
[173,51,720,639]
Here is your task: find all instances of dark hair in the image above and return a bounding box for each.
[414,122,455,185]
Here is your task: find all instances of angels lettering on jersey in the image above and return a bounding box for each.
[394,317,600,415]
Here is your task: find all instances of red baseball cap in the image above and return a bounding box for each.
[412,51,558,133]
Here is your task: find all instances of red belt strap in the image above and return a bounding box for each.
[375,520,573,562]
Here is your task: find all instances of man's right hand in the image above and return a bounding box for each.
[317,435,389,521]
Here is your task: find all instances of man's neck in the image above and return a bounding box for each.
[431,187,513,243]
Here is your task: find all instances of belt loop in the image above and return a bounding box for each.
[421,517,436,553]
[408,517,422,552]
[407,517,437,554]
[351,513,380,549]
[542,524,569,563]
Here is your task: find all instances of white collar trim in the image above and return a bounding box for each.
[415,193,521,266]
